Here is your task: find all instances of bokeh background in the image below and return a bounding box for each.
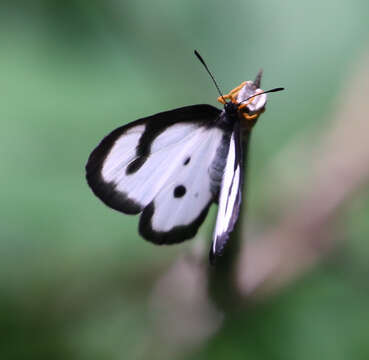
[1,1,369,359]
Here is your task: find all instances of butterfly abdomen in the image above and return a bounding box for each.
[209,132,232,200]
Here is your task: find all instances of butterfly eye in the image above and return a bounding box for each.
[173,185,186,198]
[224,102,238,113]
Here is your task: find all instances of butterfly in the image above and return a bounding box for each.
[85,50,283,264]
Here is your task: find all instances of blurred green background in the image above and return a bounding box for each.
[1,1,369,359]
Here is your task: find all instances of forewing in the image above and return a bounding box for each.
[86,105,223,243]
[210,121,245,263]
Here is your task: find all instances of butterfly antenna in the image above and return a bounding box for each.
[241,87,285,103]
[194,50,226,103]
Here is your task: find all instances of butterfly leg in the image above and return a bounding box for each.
[241,112,259,120]
[239,108,265,128]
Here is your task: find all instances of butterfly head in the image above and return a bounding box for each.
[193,51,283,129]
[223,101,239,115]
[217,71,268,128]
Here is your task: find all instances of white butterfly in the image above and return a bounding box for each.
[86,51,283,264]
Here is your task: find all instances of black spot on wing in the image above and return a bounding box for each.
[174,185,186,198]
[183,157,191,165]
[139,201,213,245]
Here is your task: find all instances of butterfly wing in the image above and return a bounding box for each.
[86,105,227,244]
[210,121,245,263]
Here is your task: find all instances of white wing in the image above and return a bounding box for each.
[86,105,226,244]
[210,122,244,263]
